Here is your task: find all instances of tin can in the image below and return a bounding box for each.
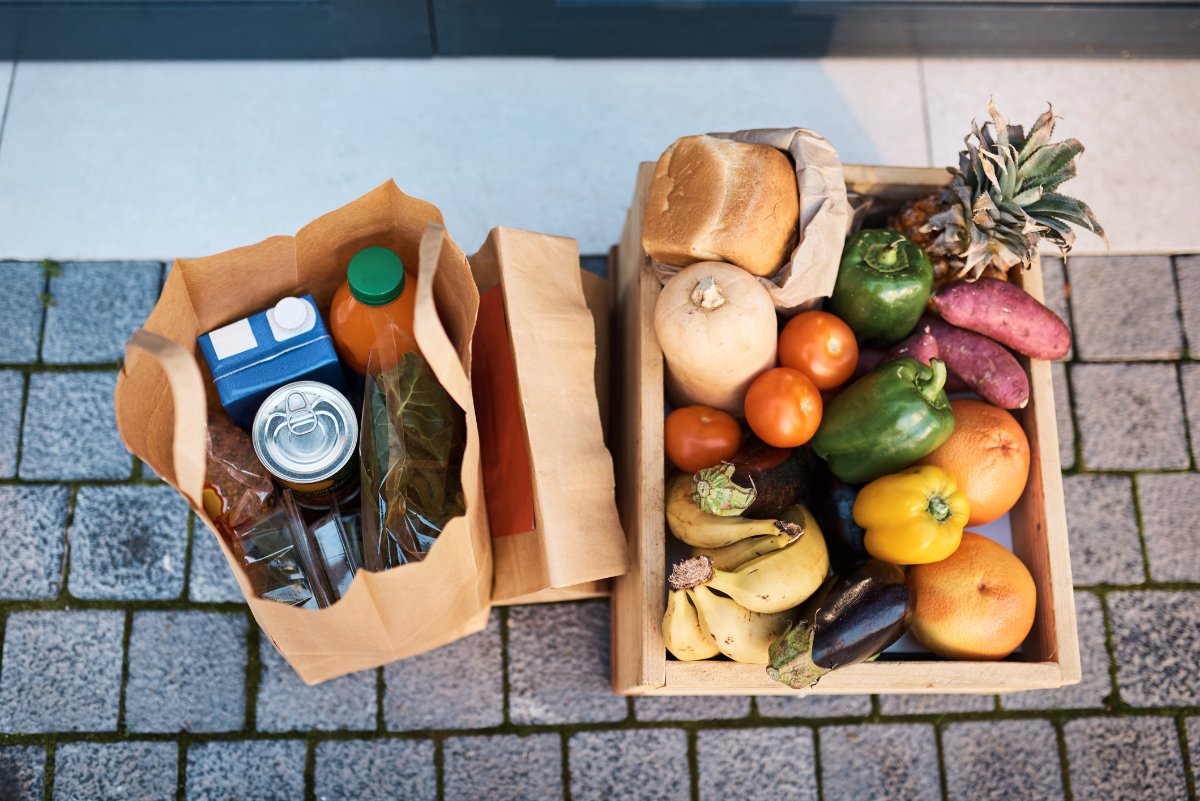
[252,381,360,509]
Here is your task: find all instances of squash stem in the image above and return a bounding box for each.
[689,276,727,311]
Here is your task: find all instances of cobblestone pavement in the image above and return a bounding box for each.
[1,256,1198,801]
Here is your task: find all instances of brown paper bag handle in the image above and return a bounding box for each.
[124,329,207,506]
[415,223,472,411]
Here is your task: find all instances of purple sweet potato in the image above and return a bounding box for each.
[853,328,938,380]
[922,316,1029,409]
[887,326,939,365]
[930,277,1070,360]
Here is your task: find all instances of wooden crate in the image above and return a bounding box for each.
[611,162,1080,696]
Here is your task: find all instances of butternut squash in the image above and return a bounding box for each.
[654,261,777,416]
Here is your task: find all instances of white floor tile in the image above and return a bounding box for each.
[0,59,926,260]
[921,59,1200,256]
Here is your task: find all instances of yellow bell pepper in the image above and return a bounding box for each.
[852,465,969,565]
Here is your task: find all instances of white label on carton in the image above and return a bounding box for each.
[208,318,257,361]
[267,296,317,343]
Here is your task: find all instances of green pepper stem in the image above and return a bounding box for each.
[927,494,952,523]
[864,237,909,273]
[917,358,948,405]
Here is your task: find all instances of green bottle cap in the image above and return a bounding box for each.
[347,247,406,306]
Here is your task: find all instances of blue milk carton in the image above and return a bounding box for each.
[198,295,348,430]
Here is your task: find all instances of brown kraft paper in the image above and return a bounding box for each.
[116,183,490,685]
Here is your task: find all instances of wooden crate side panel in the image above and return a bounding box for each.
[1010,261,1081,684]
[612,160,1078,695]
[657,659,1064,696]
[612,162,668,693]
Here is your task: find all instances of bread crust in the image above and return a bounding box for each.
[642,135,800,278]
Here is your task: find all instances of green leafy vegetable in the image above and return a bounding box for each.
[361,350,465,569]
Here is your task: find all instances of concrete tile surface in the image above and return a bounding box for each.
[943,720,1064,801]
[185,740,307,801]
[755,694,872,718]
[0,60,926,260]
[41,261,161,364]
[922,61,1200,255]
[1051,363,1075,470]
[1071,363,1190,470]
[52,742,177,801]
[1137,472,1200,582]
[384,610,503,731]
[18,371,130,480]
[188,525,245,604]
[697,728,817,801]
[0,262,45,364]
[1065,717,1187,801]
[1176,255,1200,352]
[1109,591,1200,707]
[508,602,626,725]
[0,485,68,600]
[818,724,940,801]
[258,638,376,732]
[570,729,690,801]
[125,610,247,733]
[67,485,190,600]
[1062,474,1144,585]
[1067,255,1183,361]
[0,370,24,477]
[315,739,436,801]
[0,610,124,733]
[0,746,45,801]
[444,734,562,801]
[634,695,750,722]
[878,692,993,716]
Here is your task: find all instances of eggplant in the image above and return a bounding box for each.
[692,438,812,519]
[766,560,911,689]
[808,463,869,573]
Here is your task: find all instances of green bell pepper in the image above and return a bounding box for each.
[810,357,954,484]
[828,230,933,345]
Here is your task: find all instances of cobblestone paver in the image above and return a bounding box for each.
[0,485,69,599]
[0,257,1197,801]
[818,724,940,801]
[0,370,24,477]
[1065,717,1188,801]
[1062,474,1144,585]
[19,371,130,479]
[697,728,817,801]
[0,262,46,363]
[41,262,161,364]
[444,734,562,801]
[52,741,178,801]
[943,719,1064,801]
[67,485,189,600]
[1068,255,1184,360]
[125,610,248,732]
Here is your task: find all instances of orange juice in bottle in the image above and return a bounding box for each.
[329,247,418,374]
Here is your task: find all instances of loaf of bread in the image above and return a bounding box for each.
[642,135,800,278]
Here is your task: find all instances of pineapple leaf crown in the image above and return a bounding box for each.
[930,99,1108,280]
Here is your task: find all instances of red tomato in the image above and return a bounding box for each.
[744,367,823,448]
[664,406,743,473]
[778,311,859,390]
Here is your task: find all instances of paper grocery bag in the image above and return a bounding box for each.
[470,229,627,604]
[116,182,491,685]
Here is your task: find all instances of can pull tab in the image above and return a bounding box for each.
[284,391,319,436]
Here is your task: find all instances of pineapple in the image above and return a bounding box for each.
[891,99,1107,285]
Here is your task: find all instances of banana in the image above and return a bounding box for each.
[687,585,793,664]
[666,472,803,549]
[662,589,720,661]
[693,529,801,571]
[672,505,829,614]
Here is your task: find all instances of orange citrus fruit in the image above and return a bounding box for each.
[918,398,1030,526]
[908,532,1036,660]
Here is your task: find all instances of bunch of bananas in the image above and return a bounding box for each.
[663,475,830,664]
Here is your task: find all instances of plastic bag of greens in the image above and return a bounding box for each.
[359,349,466,570]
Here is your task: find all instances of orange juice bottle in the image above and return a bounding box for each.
[328,247,419,375]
